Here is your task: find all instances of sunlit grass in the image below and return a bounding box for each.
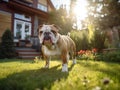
[0,59,120,90]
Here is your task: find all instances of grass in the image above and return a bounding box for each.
[0,59,120,90]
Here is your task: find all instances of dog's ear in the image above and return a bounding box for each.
[37,25,43,32]
[52,24,61,31]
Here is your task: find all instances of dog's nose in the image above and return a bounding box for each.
[44,32,50,35]
[44,36,50,40]
[44,32,51,40]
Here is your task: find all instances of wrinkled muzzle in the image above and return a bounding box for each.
[44,32,51,40]
[43,32,53,45]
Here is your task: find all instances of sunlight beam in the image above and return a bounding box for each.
[73,0,88,29]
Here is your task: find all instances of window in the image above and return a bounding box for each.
[2,0,9,2]
[16,23,22,39]
[37,4,47,12]
[14,13,31,40]
[15,13,31,21]
[14,20,31,40]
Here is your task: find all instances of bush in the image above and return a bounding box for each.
[102,51,120,62]
[0,29,16,59]
[70,29,106,52]
[77,48,120,62]
[90,30,106,52]
[70,30,90,51]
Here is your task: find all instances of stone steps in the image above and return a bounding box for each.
[16,47,40,59]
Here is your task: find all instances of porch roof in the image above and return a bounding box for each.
[8,0,49,19]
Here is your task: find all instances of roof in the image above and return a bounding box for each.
[47,0,55,10]
[8,0,55,19]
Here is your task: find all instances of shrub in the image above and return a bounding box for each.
[70,29,106,52]
[102,51,120,62]
[77,49,120,62]
[70,30,90,51]
[0,29,16,59]
[90,30,106,52]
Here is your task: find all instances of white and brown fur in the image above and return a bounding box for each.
[38,24,76,72]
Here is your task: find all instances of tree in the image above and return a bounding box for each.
[83,0,120,49]
[86,0,120,29]
[0,29,16,59]
[48,5,75,34]
[69,0,78,29]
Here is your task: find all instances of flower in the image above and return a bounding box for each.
[92,48,97,53]
[78,50,86,55]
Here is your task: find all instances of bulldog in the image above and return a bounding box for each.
[38,24,76,72]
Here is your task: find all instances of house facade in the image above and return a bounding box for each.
[0,0,54,44]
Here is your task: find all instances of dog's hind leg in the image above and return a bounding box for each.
[71,52,76,64]
[61,50,68,72]
[72,47,76,64]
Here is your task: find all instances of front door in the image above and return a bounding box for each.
[14,19,31,40]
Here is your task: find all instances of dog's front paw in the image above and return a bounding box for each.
[62,64,68,72]
[44,64,49,68]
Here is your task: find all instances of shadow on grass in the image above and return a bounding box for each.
[0,63,74,90]
[0,59,34,63]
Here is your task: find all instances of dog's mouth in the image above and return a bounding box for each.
[43,36,53,45]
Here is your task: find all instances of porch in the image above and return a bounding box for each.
[14,37,42,59]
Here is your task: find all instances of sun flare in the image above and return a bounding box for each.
[73,0,88,20]
[73,0,88,29]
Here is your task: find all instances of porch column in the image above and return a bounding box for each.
[33,15,38,36]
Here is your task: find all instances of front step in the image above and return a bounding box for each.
[19,52,40,56]
[16,47,36,52]
[16,47,41,59]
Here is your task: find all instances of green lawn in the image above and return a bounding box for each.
[0,59,120,90]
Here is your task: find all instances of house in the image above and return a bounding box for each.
[0,0,55,46]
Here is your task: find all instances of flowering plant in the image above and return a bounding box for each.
[77,48,98,60]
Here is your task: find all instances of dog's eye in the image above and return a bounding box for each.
[39,31,43,34]
[51,30,56,34]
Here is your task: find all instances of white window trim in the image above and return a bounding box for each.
[14,19,31,40]
[37,4,47,12]
[15,13,31,21]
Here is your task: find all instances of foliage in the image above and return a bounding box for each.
[86,0,120,29]
[34,56,41,63]
[83,0,120,49]
[0,59,120,90]
[0,29,15,59]
[77,48,120,62]
[102,51,120,62]
[77,48,97,60]
[90,29,106,51]
[70,30,90,51]
[48,6,73,35]
[70,28,106,52]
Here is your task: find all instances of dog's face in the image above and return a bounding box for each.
[38,24,59,45]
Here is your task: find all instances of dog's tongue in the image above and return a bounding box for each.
[43,39,52,45]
